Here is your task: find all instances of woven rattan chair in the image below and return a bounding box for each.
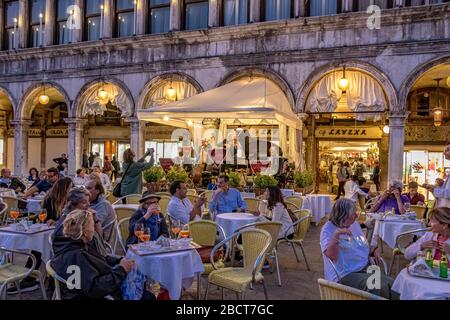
[317,278,386,300]
[105,192,118,204]
[205,229,272,300]
[0,202,7,225]
[284,196,303,210]
[243,198,262,213]
[187,189,198,196]
[158,195,171,215]
[410,205,427,220]
[0,247,47,300]
[284,201,299,212]
[112,194,142,205]
[277,209,311,270]
[114,217,131,254]
[187,195,200,206]
[156,192,172,197]
[200,191,214,209]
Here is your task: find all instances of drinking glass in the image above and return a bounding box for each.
[10,207,20,224]
[179,224,190,239]
[171,220,181,239]
[38,209,47,224]
[404,202,411,213]
[140,227,151,243]
[134,223,144,243]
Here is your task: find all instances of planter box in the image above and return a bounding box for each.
[145,181,162,193]
[294,185,314,194]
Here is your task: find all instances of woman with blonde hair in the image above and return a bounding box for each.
[404,207,450,261]
[51,210,135,299]
[119,148,155,197]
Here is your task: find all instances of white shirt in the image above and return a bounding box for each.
[320,221,370,282]
[99,173,112,191]
[433,175,450,208]
[167,196,200,225]
[258,202,294,239]
[93,157,103,168]
[73,176,88,187]
[344,180,368,203]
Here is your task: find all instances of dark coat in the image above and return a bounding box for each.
[0,177,26,193]
[51,236,125,300]
[126,208,169,247]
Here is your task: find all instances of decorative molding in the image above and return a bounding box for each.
[405,125,450,142]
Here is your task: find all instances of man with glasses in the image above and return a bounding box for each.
[126,192,169,246]
[369,179,408,215]
[24,167,60,198]
[209,175,247,215]
[0,168,26,193]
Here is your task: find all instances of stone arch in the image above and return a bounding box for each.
[72,77,135,118]
[399,55,450,110]
[17,81,71,120]
[0,85,17,117]
[296,61,399,114]
[137,72,204,110]
[218,67,296,111]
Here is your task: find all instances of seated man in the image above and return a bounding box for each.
[208,175,247,215]
[73,169,89,187]
[24,167,60,198]
[402,181,425,205]
[369,180,408,215]
[167,180,206,224]
[93,166,112,191]
[0,168,26,193]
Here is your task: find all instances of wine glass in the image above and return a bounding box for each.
[179,224,190,239]
[134,223,144,243]
[170,219,181,239]
[38,209,47,225]
[404,202,411,213]
[140,227,151,243]
[10,207,20,224]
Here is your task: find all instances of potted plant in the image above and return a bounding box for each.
[253,174,278,196]
[143,166,165,193]
[227,172,242,190]
[166,166,189,183]
[293,170,315,194]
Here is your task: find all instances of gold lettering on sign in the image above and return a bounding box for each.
[315,127,381,139]
[46,128,69,137]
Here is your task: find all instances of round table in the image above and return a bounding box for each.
[370,218,425,248]
[215,212,259,238]
[392,268,450,300]
[0,224,54,262]
[126,248,204,300]
[301,195,332,225]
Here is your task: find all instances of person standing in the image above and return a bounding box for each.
[335,161,348,200]
[53,153,68,174]
[424,142,450,208]
[103,156,113,178]
[82,151,89,169]
[92,153,103,169]
[111,156,121,182]
[88,152,95,168]
[120,148,155,197]
[371,160,381,192]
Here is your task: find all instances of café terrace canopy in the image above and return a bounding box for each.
[137,77,301,129]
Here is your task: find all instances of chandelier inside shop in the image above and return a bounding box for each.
[83,82,132,117]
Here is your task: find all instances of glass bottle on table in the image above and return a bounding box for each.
[439,248,448,279]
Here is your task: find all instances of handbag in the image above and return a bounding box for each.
[196,246,223,263]
[112,162,131,198]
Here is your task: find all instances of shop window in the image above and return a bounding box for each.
[355,0,394,11]
[149,0,170,34]
[56,0,75,44]
[223,0,248,26]
[85,0,102,41]
[116,0,135,37]
[263,0,292,22]
[29,0,46,47]
[308,0,339,16]
[4,1,19,50]
[184,0,209,30]
[145,141,179,163]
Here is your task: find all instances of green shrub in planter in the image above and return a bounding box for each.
[166,166,189,182]
[293,170,315,188]
[226,172,241,188]
[253,174,278,189]
[143,166,165,183]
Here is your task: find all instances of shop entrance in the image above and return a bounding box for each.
[90,140,130,166]
[318,140,380,194]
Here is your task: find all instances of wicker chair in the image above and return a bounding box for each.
[0,202,7,226]
[235,221,283,286]
[0,247,47,300]
[284,201,299,212]
[114,217,131,254]
[105,192,118,204]
[284,196,303,209]
[189,220,228,299]
[158,195,171,216]
[187,189,198,196]
[187,195,200,206]
[200,191,214,209]
[277,209,311,270]
[112,194,142,205]
[389,227,430,276]
[205,229,272,300]
[156,192,172,197]
[410,205,427,220]
[317,278,386,300]
[243,198,262,214]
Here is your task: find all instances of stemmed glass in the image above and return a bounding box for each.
[404,202,411,213]
[38,209,47,225]
[170,219,181,239]
[140,227,151,243]
[10,207,20,224]
[134,223,144,243]
[179,224,190,239]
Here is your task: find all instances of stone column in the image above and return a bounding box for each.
[279,123,287,160]
[18,0,29,48]
[296,113,308,170]
[387,112,408,186]
[72,0,84,42]
[249,0,261,23]
[169,0,181,31]
[299,0,307,17]
[136,0,148,35]
[0,1,5,50]
[45,0,55,46]
[65,118,86,176]
[129,118,145,159]
[11,120,32,176]
[102,0,114,39]
[208,0,220,27]
[342,0,353,12]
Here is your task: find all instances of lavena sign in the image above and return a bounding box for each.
[316,127,383,139]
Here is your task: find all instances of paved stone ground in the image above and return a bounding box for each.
[7,218,408,301]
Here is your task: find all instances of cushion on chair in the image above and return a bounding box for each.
[208,267,264,293]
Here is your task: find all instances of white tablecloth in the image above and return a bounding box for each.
[0,225,54,262]
[392,268,450,300]
[215,212,259,238]
[371,218,425,248]
[240,192,256,199]
[281,189,294,197]
[301,195,332,225]
[126,248,204,300]
[27,198,43,213]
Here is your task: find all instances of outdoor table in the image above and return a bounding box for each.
[392,268,450,300]
[0,224,54,262]
[0,189,16,198]
[370,216,425,248]
[240,192,256,199]
[281,189,294,197]
[215,212,259,238]
[126,247,204,300]
[301,194,332,226]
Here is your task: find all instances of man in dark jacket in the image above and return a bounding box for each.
[82,151,89,169]
[0,168,26,193]
[126,192,169,247]
[88,152,95,168]
[53,153,68,173]
[111,156,121,182]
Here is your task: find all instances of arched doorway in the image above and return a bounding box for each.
[0,88,15,170]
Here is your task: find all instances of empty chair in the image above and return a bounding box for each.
[317,278,386,300]
[112,194,142,205]
[158,195,171,215]
[114,217,131,254]
[243,198,262,213]
[187,189,197,196]
[285,196,303,209]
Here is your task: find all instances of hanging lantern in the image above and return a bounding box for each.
[39,85,49,105]
[338,66,350,92]
[433,78,443,127]
[187,120,193,127]
[166,81,177,101]
[383,125,390,134]
[163,115,170,122]
[97,84,109,102]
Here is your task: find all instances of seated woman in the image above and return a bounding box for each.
[51,209,135,299]
[28,167,39,183]
[320,198,398,299]
[256,186,294,240]
[404,207,449,261]
[369,179,408,215]
[126,192,169,247]
[43,177,73,226]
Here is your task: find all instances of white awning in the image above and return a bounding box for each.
[137,77,300,129]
